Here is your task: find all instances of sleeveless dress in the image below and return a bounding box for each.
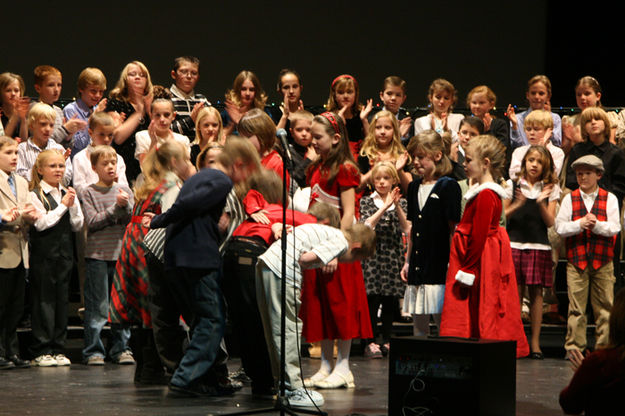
[109,178,178,328]
[299,162,373,342]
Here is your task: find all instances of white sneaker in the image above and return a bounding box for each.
[86,355,105,366]
[287,388,324,408]
[32,354,57,367]
[55,354,71,366]
[114,350,135,365]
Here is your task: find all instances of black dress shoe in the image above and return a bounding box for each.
[0,357,16,370]
[9,355,31,369]
[530,351,544,360]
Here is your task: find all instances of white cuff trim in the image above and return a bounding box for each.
[455,270,475,286]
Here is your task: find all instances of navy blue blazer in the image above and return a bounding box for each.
[150,168,232,270]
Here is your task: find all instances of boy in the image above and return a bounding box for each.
[169,56,210,142]
[79,145,134,365]
[0,136,40,369]
[17,103,72,185]
[73,112,128,196]
[288,110,315,188]
[555,155,621,356]
[63,67,107,157]
[33,65,87,149]
[370,76,412,143]
[509,109,565,179]
[255,222,376,408]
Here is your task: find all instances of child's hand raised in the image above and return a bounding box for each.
[16,97,30,119]
[63,148,71,160]
[513,188,527,206]
[360,99,373,121]
[449,141,459,162]
[483,113,493,132]
[190,102,204,123]
[116,188,130,207]
[580,213,597,230]
[20,203,41,222]
[305,144,318,161]
[506,105,517,128]
[537,184,553,204]
[225,99,243,125]
[395,152,409,171]
[64,115,88,134]
[399,117,412,138]
[95,98,108,113]
[541,128,553,146]
[62,187,76,207]
[1,207,19,223]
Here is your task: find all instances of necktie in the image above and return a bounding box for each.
[7,175,16,197]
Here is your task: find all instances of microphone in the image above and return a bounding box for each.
[276,128,293,163]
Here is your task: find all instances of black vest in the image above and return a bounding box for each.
[29,189,73,258]
[506,182,549,246]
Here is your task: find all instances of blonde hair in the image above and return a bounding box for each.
[359,110,407,162]
[193,106,223,146]
[527,75,552,97]
[216,136,261,171]
[33,65,61,85]
[247,169,283,205]
[90,145,117,167]
[465,135,507,183]
[88,111,115,131]
[344,223,377,259]
[407,130,452,179]
[27,102,56,128]
[525,109,554,130]
[29,149,64,194]
[225,70,267,109]
[0,73,26,105]
[307,202,341,229]
[289,109,313,127]
[77,67,106,91]
[0,135,18,150]
[109,61,153,101]
[517,145,558,184]
[135,140,186,201]
[371,161,400,185]
[428,78,458,110]
[238,108,277,155]
[195,142,223,170]
[466,85,496,107]
[326,75,362,113]
[580,107,611,143]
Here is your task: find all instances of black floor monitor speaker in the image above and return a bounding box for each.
[388,336,516,416]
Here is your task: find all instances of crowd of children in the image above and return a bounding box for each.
[2,57,625,409]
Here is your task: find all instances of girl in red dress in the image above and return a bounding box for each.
[440,135,529,358]
[301,112,373,389]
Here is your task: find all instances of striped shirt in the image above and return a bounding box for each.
[218,189,245,253]
[80,182,133,261]
[72,146,129,197]
[17,138,73,186]
[170,84,211,141]
[258,223,348,289]
[142,172,182,261]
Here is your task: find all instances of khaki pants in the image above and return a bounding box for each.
[565,262,615,351]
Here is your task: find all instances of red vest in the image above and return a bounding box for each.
[565,188,616,270]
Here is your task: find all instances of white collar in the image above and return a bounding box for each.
[464,181,507,201]
[370,191,395,210]
[40,180,65,195]
[580,187,599,199]
[170,84,195,100]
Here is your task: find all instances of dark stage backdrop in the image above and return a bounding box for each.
[3,2,613,112]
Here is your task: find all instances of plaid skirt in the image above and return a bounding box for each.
[511,248,553,287]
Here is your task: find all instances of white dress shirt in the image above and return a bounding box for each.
[31,180,84,232]
[555,187,621,238]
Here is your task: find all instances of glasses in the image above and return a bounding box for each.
[127,72,147,78]
[45,163,65,169]
[178,69,198,78]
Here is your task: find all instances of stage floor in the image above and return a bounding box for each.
[0,352,571,416]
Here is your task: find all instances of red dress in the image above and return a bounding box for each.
[440,184,529,358]
[300,162,373,342]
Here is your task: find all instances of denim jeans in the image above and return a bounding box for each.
[83,259,130,361]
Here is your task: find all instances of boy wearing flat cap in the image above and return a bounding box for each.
[556,155,621,357]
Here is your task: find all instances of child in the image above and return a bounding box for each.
[0,72,29,139]
[370,76,413,142]
[169,56,210,142]
[222,70,269,136]
[105,61,154,184]
[440,135,529,358]
[506,75,562,148]
[33,65,87,149]
[300,112,372,389]
[555,155,620,356]
[275,69,304,135]
[63,67,107,156]
[467,85,510,147]
[360,162,410,357]
[196,142,224,170]
[109,140,193,383]
[504,145,561,358]
[509,109,565,180]
[72,111,129,196]
[288,110,316,189]
[326,74,372,160]
[0,136,39,369]
[256,222,376,407]
[191,106,224,165]
[401,131,462,337]
[358,110,412,194]
[17,103,72,185]
[134,90,190,164]
[80,145,134,365]
[144,137,260,397]
[450,116,484,180]
[413,78,464,142]
[28,149,84,366]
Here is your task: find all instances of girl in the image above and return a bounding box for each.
[275,69,304,135]
[360,162,410,358]
[28,149,84,366]
[440,135,530,358]
[0,72,29,139]
[238,108,290,189]
[196,142,224,170]
[504,145,560,359]
[191,106,224,165]
[413,78,464,142]
[134,88,191,165]
[506,75,562,148]
[301,112,372,389]
[326,74,372,160]
[105,61,154,184]
[358,110,412,194]
[450,116,484,180]
[109,140,194,383]
[400,131,461,337]
[467,85,510,148]
[222,70,269,136]
[562,76,619,150]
